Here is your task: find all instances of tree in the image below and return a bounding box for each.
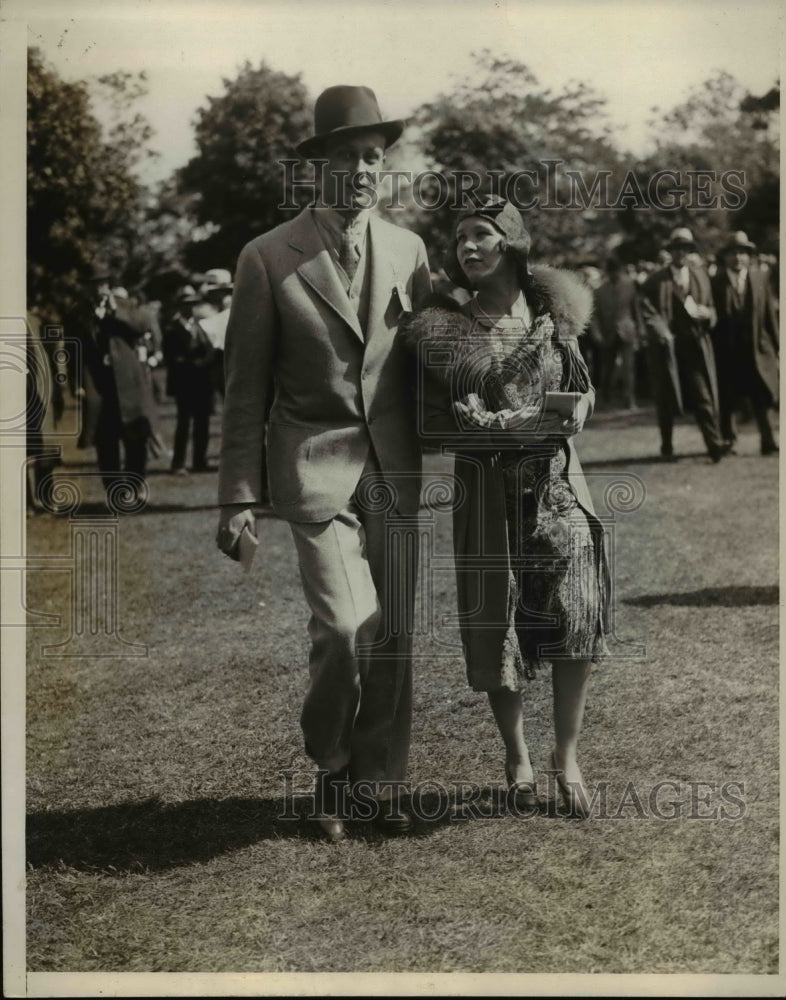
[27,49,153,324]
[404,51,627,268]
[176,61,313,270]
[618,73,780,260]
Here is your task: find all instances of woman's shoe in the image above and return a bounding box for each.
[550,752,590,819]
[504,763,539,810]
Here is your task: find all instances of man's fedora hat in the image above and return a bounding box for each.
[297,85,404,157]
[722,230,757,255]
[667,227,696,249]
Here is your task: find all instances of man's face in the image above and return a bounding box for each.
[725,249,750,273]
[670,244,689,267]
[319,130,386,212]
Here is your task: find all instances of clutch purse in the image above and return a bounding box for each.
[544,391,582,418]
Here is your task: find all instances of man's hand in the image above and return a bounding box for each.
[216,503,256,560]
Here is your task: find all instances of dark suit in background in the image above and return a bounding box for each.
[85,295,159,493]
[711,265,779,454]
[163,302,215,473]
[641,263,725,460]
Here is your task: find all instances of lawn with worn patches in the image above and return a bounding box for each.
[25,401,778,973]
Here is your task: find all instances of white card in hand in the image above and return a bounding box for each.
[682,294,700,319]
[237,524,259,573]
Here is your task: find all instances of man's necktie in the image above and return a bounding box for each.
[339,221,359,282]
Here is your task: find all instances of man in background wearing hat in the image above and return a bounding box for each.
[216,85,431,840]
[196,268,234,398]
[163,285,216,474]
[640,228,728,462]
[83,272,161,498]
[593,257,643,410]
[710,232,779,456]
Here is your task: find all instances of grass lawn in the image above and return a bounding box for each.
[24,398,779,974]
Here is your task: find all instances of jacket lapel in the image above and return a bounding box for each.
[290,210,364,343]
[366,215,398,348]
[747,269,760,320]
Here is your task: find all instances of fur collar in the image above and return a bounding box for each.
[400,266,592,389]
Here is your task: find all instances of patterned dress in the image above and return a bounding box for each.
[460,297,608,688]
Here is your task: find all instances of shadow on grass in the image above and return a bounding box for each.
[34,502,279,518]
[624,585,779,607]
[583,451,708,468]
[27,796,309,872]
[28,789,566,870]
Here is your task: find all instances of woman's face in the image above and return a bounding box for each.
[455,218,509,285]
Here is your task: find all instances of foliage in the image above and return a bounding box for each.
[176,60,313,271]
[27,49,153,323]
[402,51,628,269]
[618,73,780,261]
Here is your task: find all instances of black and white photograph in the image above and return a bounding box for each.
[1,0,782,996]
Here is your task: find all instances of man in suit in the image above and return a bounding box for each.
[163,285,216,474]
[216,86,431,840]
[84,273,161,499]
[640,228,728,462]
[710,231,779,455]
[593,258,643,410]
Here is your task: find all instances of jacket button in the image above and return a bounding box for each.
[368,416,374,425]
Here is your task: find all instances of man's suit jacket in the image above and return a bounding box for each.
[640,264,718,416]
[218,209,432,522]
[83,298,159,434]
[163,314,215,399]
[711,266,779,404]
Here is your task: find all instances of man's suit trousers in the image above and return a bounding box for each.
[289,462,420,789]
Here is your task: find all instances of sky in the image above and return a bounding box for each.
[8,0,785,184]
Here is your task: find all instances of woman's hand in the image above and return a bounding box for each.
[452,395,568,443]
[559,394,591,437]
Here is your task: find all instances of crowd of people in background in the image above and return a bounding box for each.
[578,227,779,461]
[26,222,779,514]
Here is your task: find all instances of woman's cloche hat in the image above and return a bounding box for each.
[297,85,404,157]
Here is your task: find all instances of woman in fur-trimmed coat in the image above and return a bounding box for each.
[403,198,610,815]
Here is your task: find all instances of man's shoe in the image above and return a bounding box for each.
[313,768,348,843]
[373,797,414,836]
[761,441,779,456]
[709,442,731,463]
[171,466,189,476]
